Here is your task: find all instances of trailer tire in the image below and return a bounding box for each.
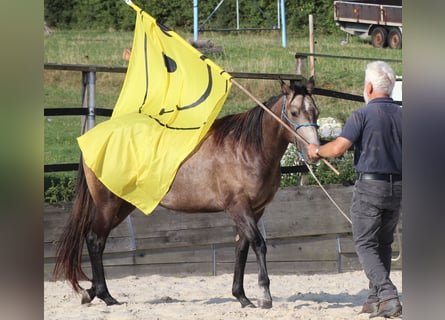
[388,28,402,49]
[371,27,388,48]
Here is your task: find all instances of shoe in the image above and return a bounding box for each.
[369,298,402,318]
[359,301,378,314]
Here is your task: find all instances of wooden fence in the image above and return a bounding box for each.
[44,185,402,281]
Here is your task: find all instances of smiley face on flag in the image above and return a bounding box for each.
[112,10,231,132]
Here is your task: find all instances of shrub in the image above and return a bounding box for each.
[280,143,357,187]
[44,173,77,204]
[308,151,357,185]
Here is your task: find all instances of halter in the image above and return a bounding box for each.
[280,95,319,131]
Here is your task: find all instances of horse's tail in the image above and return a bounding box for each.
[53,160,95,292]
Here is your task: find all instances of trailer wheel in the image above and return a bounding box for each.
[371,27,388,48]
[388,28,402,49]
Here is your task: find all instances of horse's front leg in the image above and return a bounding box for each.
[232,232,255,308]
[250,222,272,309]
[231,208,272,309]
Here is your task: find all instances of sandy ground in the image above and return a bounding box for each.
[44,270,402,320]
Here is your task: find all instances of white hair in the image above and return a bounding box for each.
[365,61,396,96]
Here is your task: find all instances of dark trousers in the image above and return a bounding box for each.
[351,179,402,302]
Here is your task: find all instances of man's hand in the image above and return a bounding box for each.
[307,144,320,160]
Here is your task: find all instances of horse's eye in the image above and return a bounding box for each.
[291,112,298,117]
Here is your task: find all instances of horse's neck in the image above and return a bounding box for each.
[261,102,289,163]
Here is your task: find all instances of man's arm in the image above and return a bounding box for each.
[307,137,353,159]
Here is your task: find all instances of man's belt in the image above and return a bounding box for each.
[359,173,402,182]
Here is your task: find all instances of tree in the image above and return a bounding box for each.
[44,0,75,28]
[44,0,338,34]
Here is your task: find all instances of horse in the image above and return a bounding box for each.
[53,78,320,309]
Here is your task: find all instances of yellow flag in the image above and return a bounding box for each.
[78,1,232,214]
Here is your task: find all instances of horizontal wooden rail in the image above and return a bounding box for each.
[44,63,127,73]
[44,107,88,116]
[44,63,304,81]
[199,27,280,32]
[294,51,402,63]
[44,107,112,117]
[44,163,79,173]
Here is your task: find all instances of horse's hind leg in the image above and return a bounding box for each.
[83,199,134,305]
[83,226,116,305]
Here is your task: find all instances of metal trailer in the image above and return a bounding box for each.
[333,0,402,49]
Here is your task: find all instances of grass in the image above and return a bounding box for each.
[44,28,402,201]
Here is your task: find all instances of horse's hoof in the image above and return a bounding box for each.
[104,297,120,306]
[258,299,272,309]
[81,291,92,304]
[239,297,256,308]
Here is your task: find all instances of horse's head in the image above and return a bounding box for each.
[280,77,320,165]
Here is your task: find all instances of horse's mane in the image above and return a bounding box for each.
[211,95,282,152]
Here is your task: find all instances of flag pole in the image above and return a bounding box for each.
[230,78,340,176]
[124,0,140,11]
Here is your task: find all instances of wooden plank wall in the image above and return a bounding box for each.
[44,185,402,280]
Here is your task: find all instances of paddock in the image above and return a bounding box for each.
[44,270,402,319]
[44,61,402,318]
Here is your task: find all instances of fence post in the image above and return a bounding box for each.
[81,70,97,133]
[336,234,342,273]
[295,54,308,79]
[308,14,315,77]
[127,215,138,263]
[81,72,88,133]
[212,244,216,276]
[86,71,96,131]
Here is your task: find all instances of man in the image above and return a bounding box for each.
[308,61,402,318]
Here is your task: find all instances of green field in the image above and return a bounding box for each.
[44,29,402,202]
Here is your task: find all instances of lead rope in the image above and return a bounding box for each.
[297,148,402,262]
[302,155,352,224]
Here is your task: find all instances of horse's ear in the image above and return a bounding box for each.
[280,79,291,95]
[306,76,315,93]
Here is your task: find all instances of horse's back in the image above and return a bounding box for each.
[160,131,279,213]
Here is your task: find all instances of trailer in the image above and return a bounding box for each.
[333,0,402,49]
